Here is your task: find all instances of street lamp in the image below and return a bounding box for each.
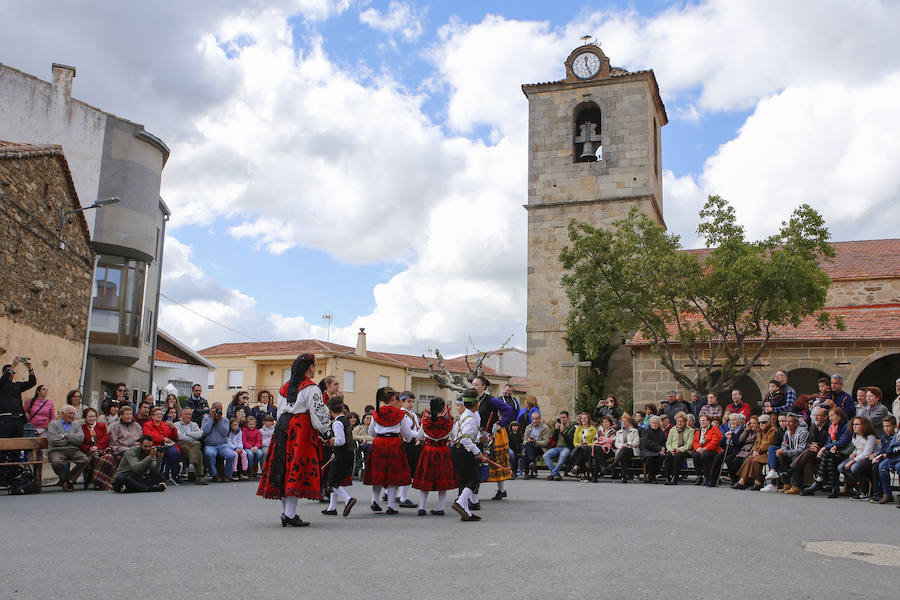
[59,196,120,229]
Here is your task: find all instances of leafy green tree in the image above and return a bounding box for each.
[559,195,842,396]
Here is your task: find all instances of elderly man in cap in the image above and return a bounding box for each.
[731,413,777,490]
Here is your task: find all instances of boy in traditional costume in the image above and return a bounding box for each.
[451,389,485,522]
[321,395,357,517]
[397,391,421,508]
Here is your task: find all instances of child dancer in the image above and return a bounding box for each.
[363,387,415,514]
[397,391,421,508]
[413,397,456,515]
[451,389,485,522]
[242,416,264,479]
[228,417,248,480]
[322,396,357,517]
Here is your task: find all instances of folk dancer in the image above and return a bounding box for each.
[321,395,357,517]
[257,353,333,527]
[364,387,415,514]
[412,397,456,515]
[451,389,485,522]
[397,391,421,508]
[474,376,515,502]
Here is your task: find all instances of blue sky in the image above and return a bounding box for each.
[2,0,898,353]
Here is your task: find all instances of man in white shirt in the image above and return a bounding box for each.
[450,390,485,522]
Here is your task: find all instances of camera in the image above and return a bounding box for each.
[555,418,561,424]
[16,356,30,362]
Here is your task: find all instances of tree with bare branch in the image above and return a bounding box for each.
[423,335,513,393]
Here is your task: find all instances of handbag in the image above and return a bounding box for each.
[23,399,49,437]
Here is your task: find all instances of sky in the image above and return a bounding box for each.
[2,0,899,356]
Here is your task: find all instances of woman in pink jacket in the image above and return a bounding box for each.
[24,385,55,435]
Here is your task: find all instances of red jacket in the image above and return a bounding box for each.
[693,426,723,453]
[728,402,751,420]
[80,422,109,453]
[242,427,262,449]
[143,420,178,446]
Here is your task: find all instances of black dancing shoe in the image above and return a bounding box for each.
[469,502,481,511]
[342,497,357,517]
[321,509,338,515]
[430,510,445,516]
[491,490,507,500]
[385,507,399,515]
[418,509,427,516]
[462,513,482,522]
[281,514,310,527]
[397,499,417,508]
[370,501,383,512]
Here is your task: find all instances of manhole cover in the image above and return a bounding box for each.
[804,541,900,567]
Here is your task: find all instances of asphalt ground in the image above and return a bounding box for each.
[1,476,898,599]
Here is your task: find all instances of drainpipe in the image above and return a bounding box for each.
[79,254,100,396]
[147,199,170,397]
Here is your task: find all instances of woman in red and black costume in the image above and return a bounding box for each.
[257,353,333,527]
[363,386,415,514]
[412,396,456,516]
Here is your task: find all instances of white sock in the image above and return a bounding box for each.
[327,491,337,511]
[283,497,299,519]
[281,498,288,514]
[472,492,479,504]
[335,486,351,503]
[372,486,382,504]
[386,486,398,510]
[437,490,447,511]
[399,484,409,502]
[418,490,429,511]
[457,488,473,516]
[497,481,505,492]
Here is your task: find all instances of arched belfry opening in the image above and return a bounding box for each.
[573,101,602,162]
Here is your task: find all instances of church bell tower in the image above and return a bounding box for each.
[523,43,668,413]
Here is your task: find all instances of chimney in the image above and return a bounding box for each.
[51,63,76,99]
[355,327,367,358]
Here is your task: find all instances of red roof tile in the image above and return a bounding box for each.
[628,304,900,346]
[198,339,496,375]
[154,349,186,364]
[683,239,900,281]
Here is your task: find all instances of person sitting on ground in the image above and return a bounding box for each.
[731,413,776,490]
[242,416,264,479]
[520,411,550,479]
[202,401,236,482]
[860,387,889,438]
[870,415,898,504]
[763,413,808,493]
[640,415,666,483]
[710,413,745,486]
[663,412,694,485]
[692,413,723,487]
[593,395,622,424]
[612,413,641,483]
[79,408,110,490]
[803,407,852,498]
[24,384,54,436]
[543,410,575,480]
[47,405,89,492]
[507,420,523,479]
[699,393,723,422]
[173,407,206,484]
[570,412,597,481]
[838,416,878,500]
[112,435,167,493]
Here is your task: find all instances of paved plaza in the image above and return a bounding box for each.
[2,478,898,599]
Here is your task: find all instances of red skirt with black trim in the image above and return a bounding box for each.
[412,442,456,491]
[257,413,320,500]
[363,436,410,487]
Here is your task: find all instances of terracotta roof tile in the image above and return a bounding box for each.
[154,349,186,364]
[628,304,900,346]
[683,239,900,281]
[198,339,496,375]
[0,140,63,157]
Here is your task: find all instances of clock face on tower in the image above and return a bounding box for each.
[572,51,601,79]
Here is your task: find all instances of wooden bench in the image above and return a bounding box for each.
[0,437,49,493]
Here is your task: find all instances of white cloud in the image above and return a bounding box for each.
[359,1,424,42]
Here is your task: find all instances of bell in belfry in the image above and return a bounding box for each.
[575,121,601,162]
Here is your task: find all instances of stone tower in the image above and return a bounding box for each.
[523,43,667,414]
